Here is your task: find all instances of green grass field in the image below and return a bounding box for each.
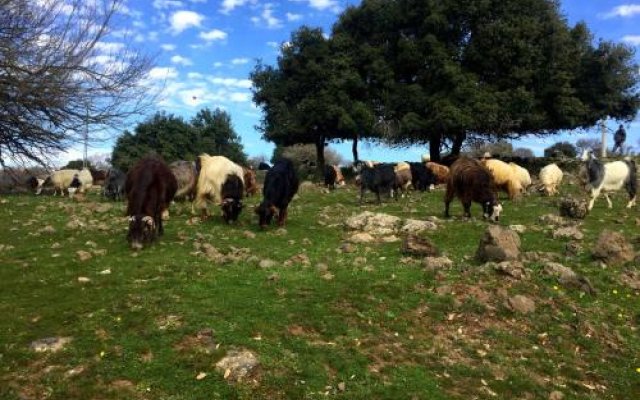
[1,182,639,399]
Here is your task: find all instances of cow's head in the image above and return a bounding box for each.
[483,201,503,222]
[255,202,277,228]
[127,215,156,249]
[221,197,243,223]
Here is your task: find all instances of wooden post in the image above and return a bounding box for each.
[600,120,607,159]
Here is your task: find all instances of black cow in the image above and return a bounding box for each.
[408,162,436,192]
[125,157,177,250]
[104,168,126,201]
[256,158,299,228]
[221,174,244,223]
[354,161,396,204]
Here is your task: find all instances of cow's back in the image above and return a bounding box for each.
[264,159,298,206]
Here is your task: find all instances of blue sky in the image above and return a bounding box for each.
[69,0,640,165]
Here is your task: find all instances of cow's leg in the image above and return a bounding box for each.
[376,189,382,204]
[463,202,472,218]
[157,213,164,236]
[587,188,600,210]
[627,195,637,208]
[278,207,288,226]
[604,193,613,209]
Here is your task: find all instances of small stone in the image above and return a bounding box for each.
[476,225,521,262]
[339,243,356,253]
[77,276,91,283]
[552,226,584,240]
[401,235,439,257]
[30,337,72,353]
[348,233,375,243]
[507,295,536,314]
[243,231,256,239]
[509,225,526,233]
[196,372,207,380]
[549,390,564,400]
[40,225,56,234]
[76,250,92,261]
[592,230,635,265]
[493,261,527,279]
[259,259,277,269]
[215,349,260,382]
[337,382,346,392]
[423,256,453,271]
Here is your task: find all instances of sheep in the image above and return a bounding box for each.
[36,168,93,196]
[169,160,197,201]
[509,162,531,193]
[481,159,522,200]
[425,162,450,185]
[538,163,563,196]
[444,156,502,221]
[580,150,637,210]
[192,154,245,220]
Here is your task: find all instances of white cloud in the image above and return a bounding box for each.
[213,61,224,68]
[147,67,179,80]
[188,72,204,79]
[266,41,279,48]
[231,58,250,65]
[622,35,640,45]
[169,10,205,33]
[229,92,251,102]
[290,0,341,13]
[93,42,124,53]
[153,0,183,9]
[601,4,640,18]
[286,12,303,22]
[199,29,228,41]
[171,55,193,66]
[252,4,282,29]
[161,44,177,51]
[207,77,252,88]
[220,0,256,14]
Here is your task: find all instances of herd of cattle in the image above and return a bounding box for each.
[0,148,636,250]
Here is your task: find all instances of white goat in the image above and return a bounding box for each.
[538,163,563,196]
[192,154,245,218]
[580,150,637,210]
[36,168,93,195]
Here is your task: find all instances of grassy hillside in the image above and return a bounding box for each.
[1,182,639,399]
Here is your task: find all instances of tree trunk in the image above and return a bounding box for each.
[352,134,359,163]
[429,133,442,162]
[451,131,466,156]
[315,135,325,180]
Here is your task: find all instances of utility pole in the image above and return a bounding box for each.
[83,104,88,169]
[600,120,607,159]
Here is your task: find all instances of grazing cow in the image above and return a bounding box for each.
[354,161,396,204]
[125,157,177,250]
[444,156,502,221]
[408,162,436,191]
[324,165,345,189]
[193,154,245,220]
[256,158,299,228]
[37,168,93,195]
[538,163,563,196]
[393,162,413,198]
[580,150,637,210]
[425,162,450,185]
[90,168,107,186]
[221,174,245,223]
[103,168,126,201]
[170,160,197,201]
[243,167,259,197]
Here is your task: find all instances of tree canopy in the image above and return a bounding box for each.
[110,108,247,171]
[0,0,155,167]
[252,0,639,164]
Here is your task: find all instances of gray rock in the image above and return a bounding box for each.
[476,225,521,263]
[552,226,584,240]
[493,261,527,279]
[344,212,401,236]
[592,230,635,265]
[30,337,72,353]
[348,232,376,243]
[401,219,437,234]
[538,214,568,226]
[509,225,526,233]
[507,295,536,314]
[559,197,588,219]
[401,235,439,257]
[259,259,277,269]
[619,270,640,290]
[215,349,260,382]
[423,256,453,271]
[339,242,356,253]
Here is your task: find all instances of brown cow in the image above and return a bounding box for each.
[243,167,258,197]
[444,157,502,221]
[125,157,177,250]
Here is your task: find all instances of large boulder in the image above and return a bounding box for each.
[345,211,401,236]
[476,225,521,263]
[592,230,635,265]
[215,348,260,382]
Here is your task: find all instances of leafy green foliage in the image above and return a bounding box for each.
[544,141,578,158]
[111,109,247,171]
[61,160,93,170]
